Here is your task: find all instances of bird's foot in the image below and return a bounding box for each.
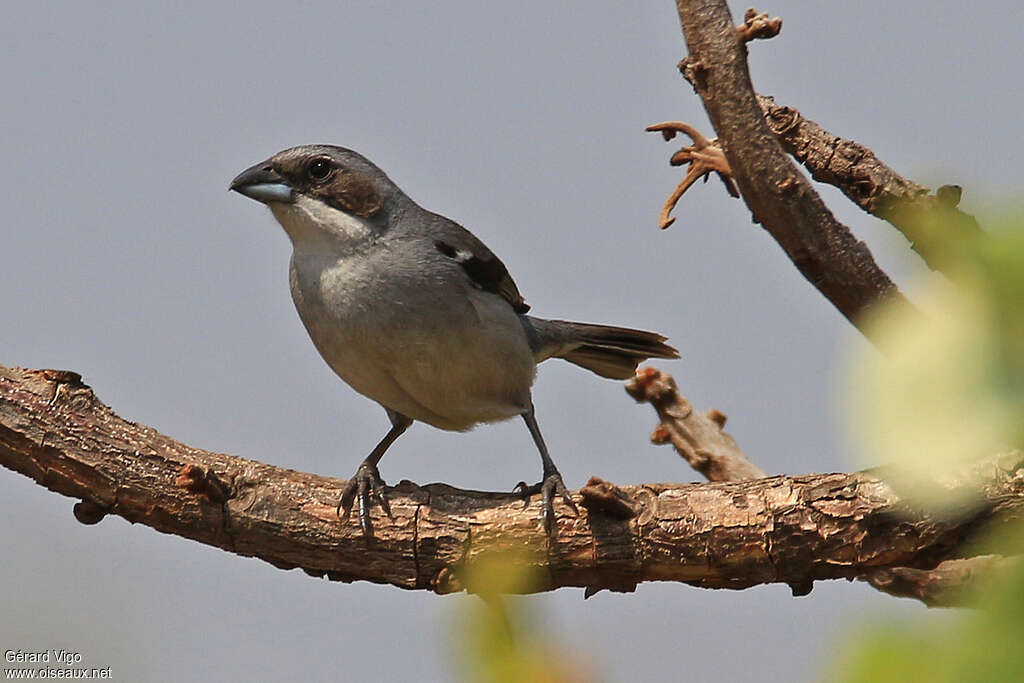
[337,461,392,542]
[514,471,578,535]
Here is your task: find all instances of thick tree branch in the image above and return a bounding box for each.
[755,94,982,272]
[673,1,915,341]
[3,365,1023,598]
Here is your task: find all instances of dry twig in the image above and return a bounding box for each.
[645,121,739,228]
[647,96,980,274]
[737,8,781,43]
[625,367,763,481]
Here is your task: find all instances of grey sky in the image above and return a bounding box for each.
[2,1,1021,681]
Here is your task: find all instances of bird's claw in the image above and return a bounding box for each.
[338,462,391,541]
[513,480,534,509]
[514,472,578,535]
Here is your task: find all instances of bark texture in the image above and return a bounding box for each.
[625,367,763,482]
[673,0,915,340]
[3,365,1022,597]
[755,94,981,272]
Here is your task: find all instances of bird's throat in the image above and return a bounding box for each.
[270,194,375,250]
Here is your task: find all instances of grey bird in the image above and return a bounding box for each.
[229,145,678,538]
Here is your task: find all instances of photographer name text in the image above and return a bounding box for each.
[5,651,82,666]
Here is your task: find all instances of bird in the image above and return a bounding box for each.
[229,145,678,539]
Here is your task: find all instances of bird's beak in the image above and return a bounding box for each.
[229,161,294,204]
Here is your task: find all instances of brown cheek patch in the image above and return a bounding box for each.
[319,171,382,217]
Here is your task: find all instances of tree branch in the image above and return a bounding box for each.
[663,3,1005,605]
[755,94,982,272]
[625,367,764,481]
[672,0,915,341]
[648,97,981,275]
[861,555,1019,608]
[3,365,1022,598]
[624,367,1014,605]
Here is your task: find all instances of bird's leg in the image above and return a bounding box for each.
[338,411,413,541]
[515,404,578,535]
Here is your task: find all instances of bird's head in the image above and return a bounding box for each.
[230,145,404,246]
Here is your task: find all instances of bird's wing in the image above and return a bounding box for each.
[429,219,530,314]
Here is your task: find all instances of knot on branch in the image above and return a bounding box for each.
[626,367,686,413]
[879,185,982,270]
[579,476,637,520]
[176,464,234,503]
[678,56,709,92]
[432,566,463,595]
[761,100,801,136]
[645,122,739,228]
[39,369,84,387]
[738,8,782,43]
[29,368,94,409]
[73,499,110,525]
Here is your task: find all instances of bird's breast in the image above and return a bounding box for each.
[287,246,537,430]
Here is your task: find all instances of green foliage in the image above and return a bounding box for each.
[837,208,1024,682]
[848,211,1024,509]
[448,547,589,683]
[835,557,1024,683]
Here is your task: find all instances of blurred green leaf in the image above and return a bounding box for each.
[834,556,1024,683]
[846,211,1024,510]
[449,546,591,683]
[838,206,1024,683]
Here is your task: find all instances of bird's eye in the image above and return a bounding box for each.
[307,157,333,180]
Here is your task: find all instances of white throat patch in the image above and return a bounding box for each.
[270,194,374,249]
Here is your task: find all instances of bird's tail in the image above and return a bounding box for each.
[524,317,679,380]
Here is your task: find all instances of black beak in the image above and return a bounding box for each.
[229,161,294,204]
